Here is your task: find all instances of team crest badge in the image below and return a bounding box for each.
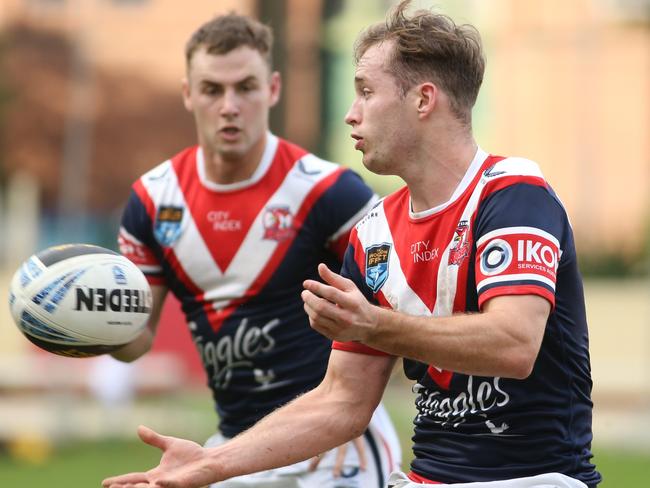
[448,220,470,265]
[365,243,391,293]
[262,205,295,242]
[154,206,184,246]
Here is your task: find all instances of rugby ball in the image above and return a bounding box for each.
[8,243,152,358]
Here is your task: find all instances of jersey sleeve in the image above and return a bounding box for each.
[473,183,567,309]
[316,169,378,261]
[118,187,166,286]
[332,233,391,357]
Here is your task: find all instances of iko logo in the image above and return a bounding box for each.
[480,239,513,276]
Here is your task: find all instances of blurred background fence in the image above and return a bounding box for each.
[0,0,648,486]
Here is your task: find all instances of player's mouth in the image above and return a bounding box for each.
[351,133,364,151]
[220,126,242,142]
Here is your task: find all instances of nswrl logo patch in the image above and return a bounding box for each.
[365,243,391,293]
[154,206,184,246]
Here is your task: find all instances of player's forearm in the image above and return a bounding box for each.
[206,384,372,480]
[112,285,166,362]
[366,299,546,378]
[110,327,154,362]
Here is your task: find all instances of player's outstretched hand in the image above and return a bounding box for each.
[102,425,217,488]
[302,263,378,343]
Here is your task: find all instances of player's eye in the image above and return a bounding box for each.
[238,81,257,93]
[202,83,223,96]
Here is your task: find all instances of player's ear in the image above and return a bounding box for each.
[415,82,437,118]
[269,71,281,108]
[182,77,193,112]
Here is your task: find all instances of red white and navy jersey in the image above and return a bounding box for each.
[335,149,601,486]
[119,134,377,437]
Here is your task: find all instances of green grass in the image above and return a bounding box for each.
[591,448,650,487]
[0,386,646,487]
[0,439,161,487]
[0,439,647,487]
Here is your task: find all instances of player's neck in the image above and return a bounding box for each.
[202,136,267,185]
[405,132,478,213]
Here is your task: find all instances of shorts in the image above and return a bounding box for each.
[205,403,401,488]
[386,471,589,488]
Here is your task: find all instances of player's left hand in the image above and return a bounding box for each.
[308,435,367,476]
[302,263,378,343]
[102,425,217,488]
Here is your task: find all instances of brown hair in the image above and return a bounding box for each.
[185,13,273,69]
[354,0,485,124]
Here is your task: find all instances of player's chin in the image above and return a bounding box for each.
[217,144,247,160]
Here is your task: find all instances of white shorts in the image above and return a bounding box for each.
[205,403,401,488]
[386,471,588,488]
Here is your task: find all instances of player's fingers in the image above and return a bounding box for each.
[303,300,342,333]
[302,286,355,320]
[318,263,357,292]
[308,452,324,472]
[154,475,196,488]
[302,280,346,306]
[353,435,367,471]
[102,472,149,487]
[333,442,348,477]
[137,425,170,451]
[302,291,345,325]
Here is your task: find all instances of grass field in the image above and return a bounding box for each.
[0,439,647,487]
[0,387,647,487]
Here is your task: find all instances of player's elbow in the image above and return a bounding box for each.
[111,333,153,363]
[502,344,539,379]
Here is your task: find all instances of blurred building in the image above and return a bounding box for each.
[0,0,326,228]
[323,0,650,263]
[1,0,648,259]
[479,0,650,260]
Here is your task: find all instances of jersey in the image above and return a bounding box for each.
[119,134,377,437]
[334,148,601,487]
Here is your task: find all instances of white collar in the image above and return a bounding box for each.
[409,147,489,219]
[196,132,279,192]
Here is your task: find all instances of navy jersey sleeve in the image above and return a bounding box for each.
[117,189,165,285]
[473,183,570,308]
[340,243,377,304]
[312,169,377,261]
[333,232,390,357]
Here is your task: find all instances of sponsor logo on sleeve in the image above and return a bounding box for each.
[365,243,391,292]
[476,227,561,292]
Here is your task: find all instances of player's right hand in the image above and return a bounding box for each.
[102,425,218,488]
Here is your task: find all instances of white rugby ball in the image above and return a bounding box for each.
[8,243,152,358]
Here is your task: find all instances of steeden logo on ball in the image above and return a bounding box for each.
[8,243,152,358]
